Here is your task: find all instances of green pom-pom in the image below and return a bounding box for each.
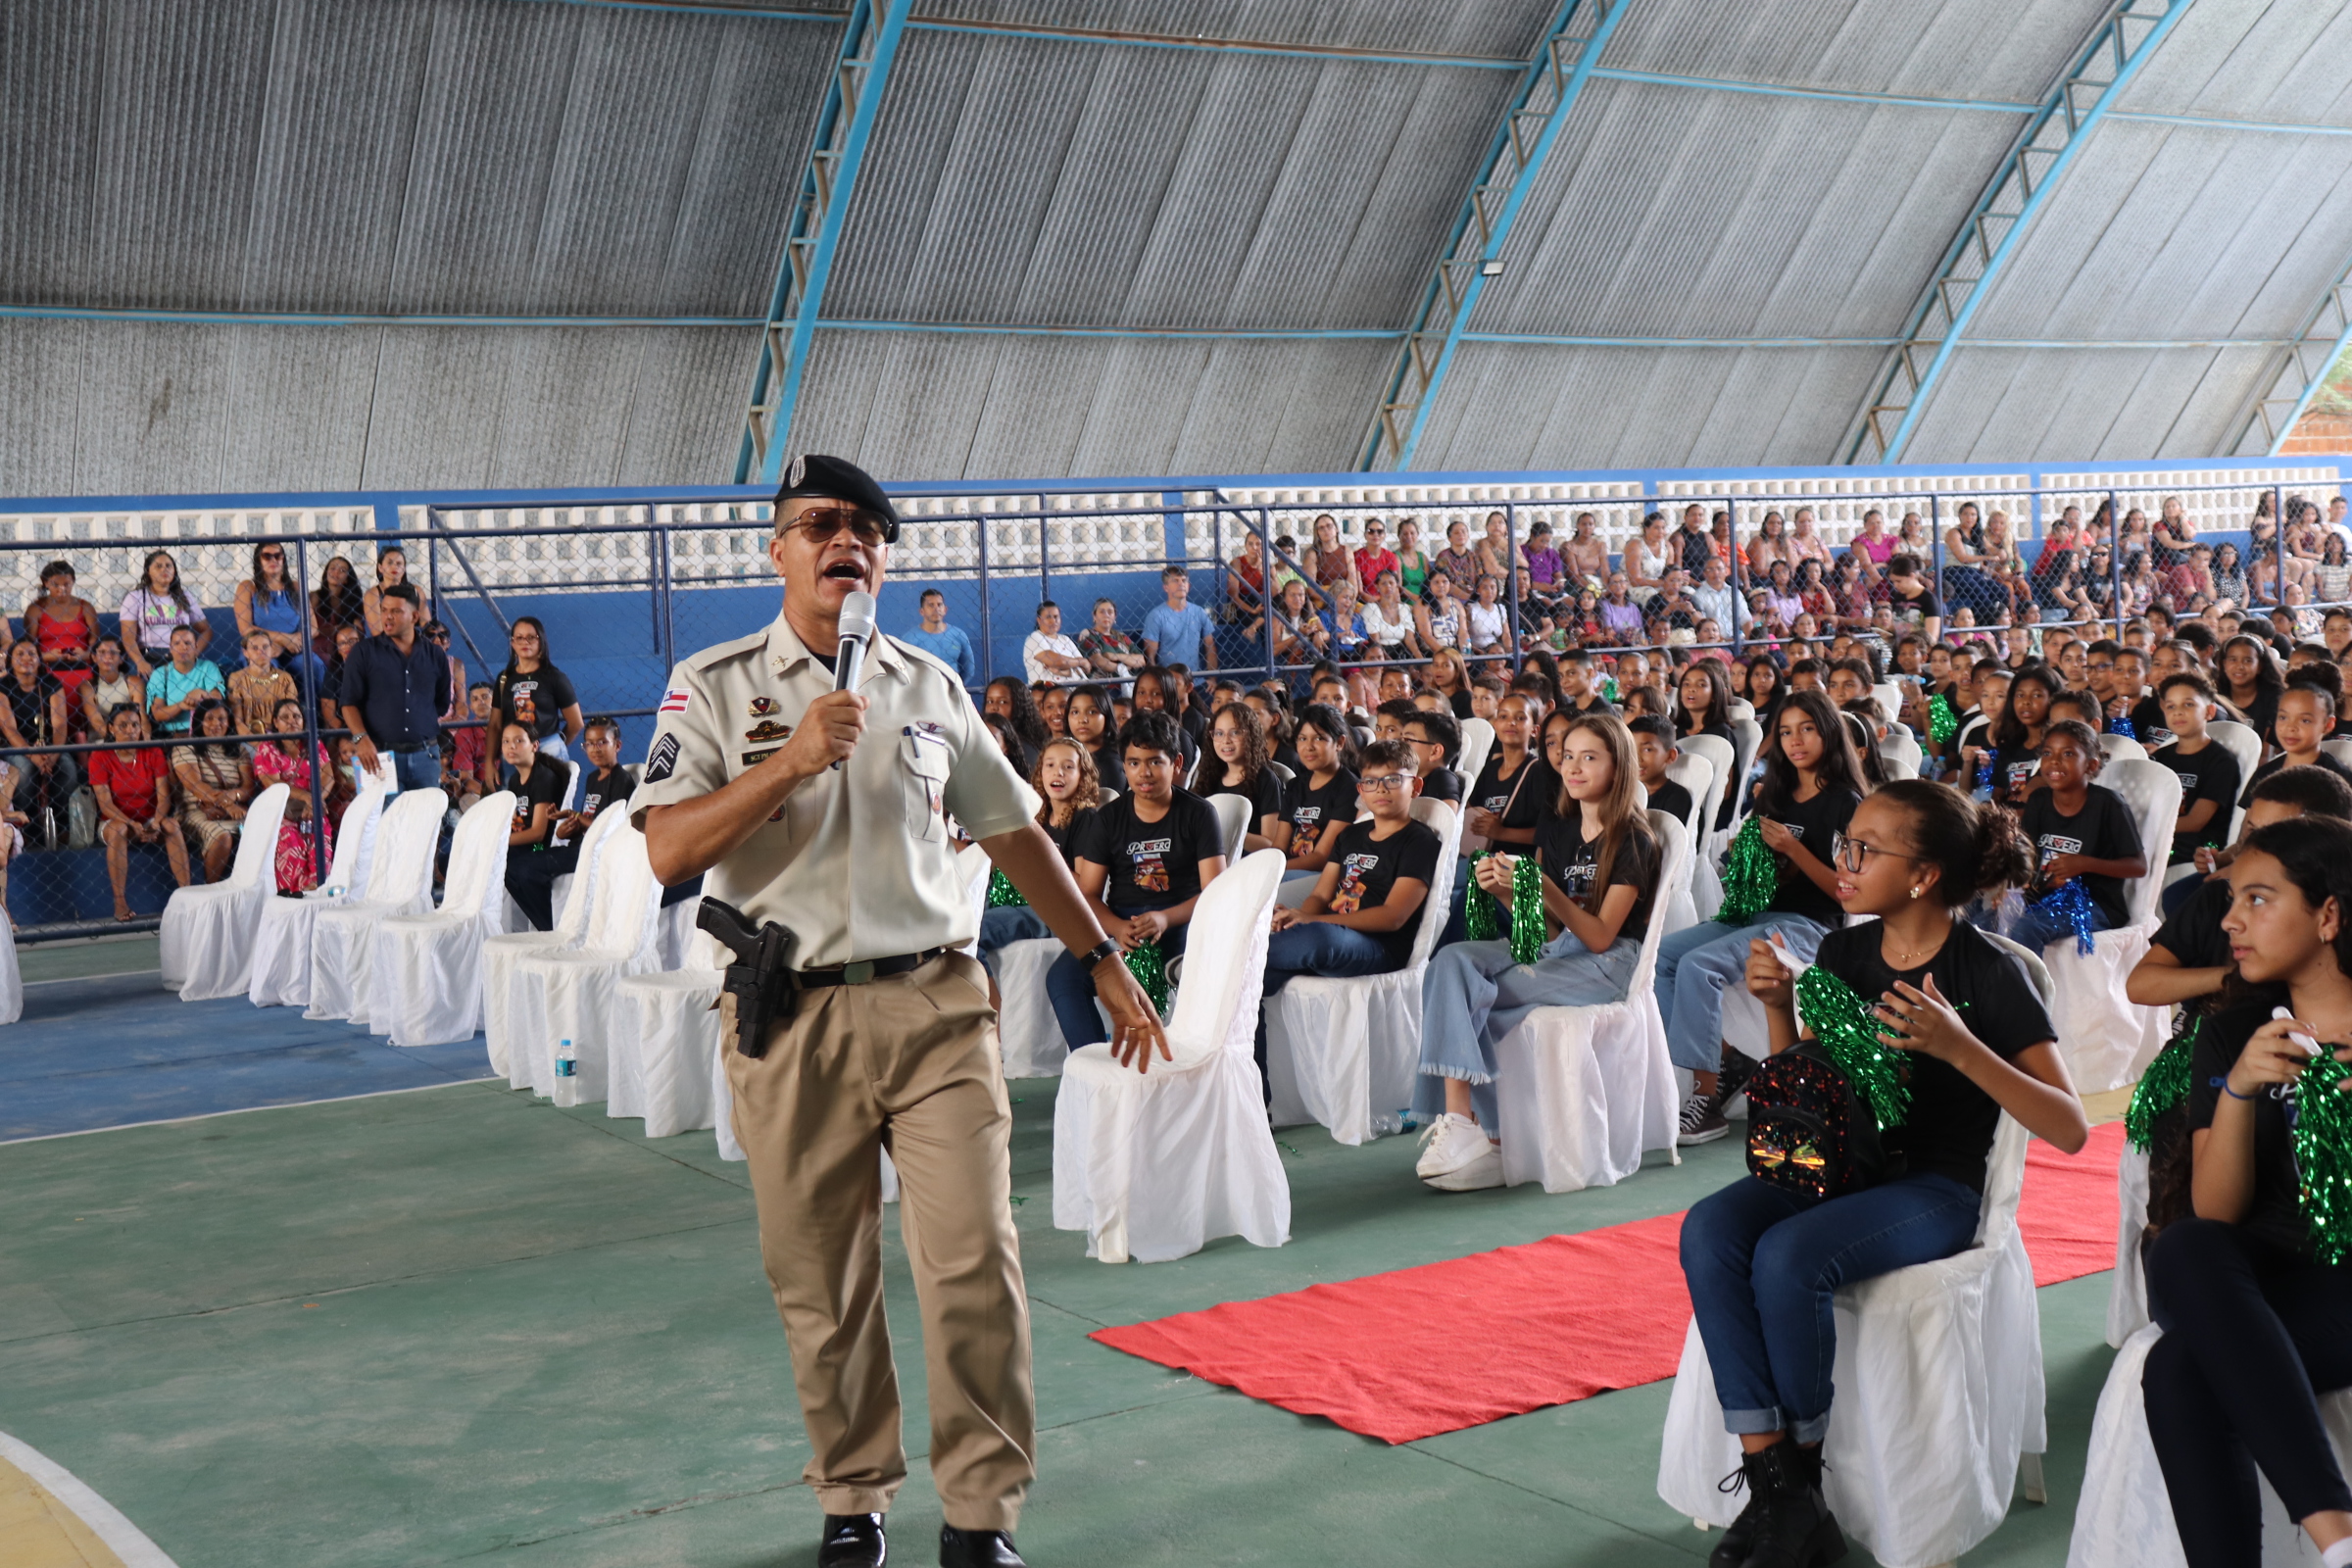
[1928,693,1959,749]
[1465,852,1503,943]
[2294,1044,2352,1263]
[2125,1025,2196,1153]
[1601,675,1620,702]
[985,867,1026,908]
[1124,941,1170,1016]
[1793,963,1911,1131]
[1716,815,1778,923]
[1464,851,1548,963]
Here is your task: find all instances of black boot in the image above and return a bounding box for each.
[1737,1442,1845,1568]
[1707,1459,1765,1568]
[817,1512,886,1568]
[938,1524,1026,1567]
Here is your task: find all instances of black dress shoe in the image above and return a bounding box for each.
[818,1513,887,1568]
[938,1524,1026,1567]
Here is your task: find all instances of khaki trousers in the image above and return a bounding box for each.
[724,952,1035,1532]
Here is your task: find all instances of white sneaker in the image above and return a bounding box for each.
[1415,1112,1488,1178]
[1424,1138,1503,1191]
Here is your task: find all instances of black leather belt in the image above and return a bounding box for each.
[795,948,951,988]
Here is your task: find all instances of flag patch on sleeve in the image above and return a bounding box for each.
[659,686,692,714]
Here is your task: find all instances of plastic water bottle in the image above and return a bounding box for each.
[555,1039,576,1079]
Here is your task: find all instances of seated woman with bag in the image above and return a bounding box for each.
[1679,779,2086,1568]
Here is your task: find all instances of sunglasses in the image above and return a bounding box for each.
[259,551,284,562]
[783,507,895,546]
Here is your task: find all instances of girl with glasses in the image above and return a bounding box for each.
[235,541,325,695]
[1682,780,2082,1563]
[1413,710,1660,1190]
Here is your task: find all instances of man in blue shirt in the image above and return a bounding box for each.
[336,582,454,792]
[1140,566,1216,670]
[900,588,978,685]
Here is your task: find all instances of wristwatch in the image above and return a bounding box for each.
[1077,938,1121,970]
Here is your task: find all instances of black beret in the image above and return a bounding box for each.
[775,453,899,540]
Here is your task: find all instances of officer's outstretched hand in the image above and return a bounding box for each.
[781,690,866,773]
[1095,956,1171,1074]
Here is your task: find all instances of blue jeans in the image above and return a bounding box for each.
[977,904,1049,962]
[1257,921,1399,1086]
[1681,1173,1983,1443]
[1412,934,1642,1129]
[1046,919,1190,1051]
[274,649,327,697]
[1653,912,1829,1073]
[2005,896,2117,952]
[388,746,442,793]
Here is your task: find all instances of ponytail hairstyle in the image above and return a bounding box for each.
[1758,688,1867,815]
[1873,778,2035,906]
[1552,710,1656,919]
[1295,703,1358,773]
[1839,707,1888,788]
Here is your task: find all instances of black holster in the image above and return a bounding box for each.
[696,897,799,1059]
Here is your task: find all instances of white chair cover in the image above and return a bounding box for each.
[1208,792,1250,862]
[992,936,1068,1077]
[2109,1143,2152,1347]
[611,935,726,1136]
[1672,745,1726,921]
[2044,759,2180,1094]
[1660,937,2056,1568]
[2207,719,2261,844]
[1053,848,1290,1263]
[1680,733,1736,860]
[248,781,390,1008]
[0,915,22,1026]
[303,788,450,1022]
[483,807,630,1081]
[2069,1323,2352,1568]
[1655,793,1702,936]
[655,892,701,969]
[367,792,517,1045]
[510,824,664,1102]
[1265,799,1461,1144]
[1487,810,1689,1193]
[1457,716,1495,785]
[159,784,291,1000]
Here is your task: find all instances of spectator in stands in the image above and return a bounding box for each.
[1063,683,1124,795]
[1223,530,1266,624]
[492,616,583,760]
[172,698,253,882]
[1045,710,1226,1051]
[895,588,977,684]
[363,546,431,635]
[1359,569,1419,666]
[227,628,297,740]
[1353,519,1398,600]
[79,637,141,747]
[235,541,324,694]
[1885,553,1942,641]
[1141,565,1215,670]
[1466,512,1507,589]
[146,624,225,739]
[982,677,1050,777]
[1623,513,1671,603]
[1308,514,1362,603]
[24,560,98,702]
[1423,646,1472,719]
[91,702,191,919]
[2211,542,2249,609]
[1392,519,1432,603]
[1435,519,1481,601]
[1670,504,1711,580]
[1852,508,1894,564]
[1254,576,1325,668]
[1415,569,1464,656]
[311,556,366,665]
[1520,521,1567,619]
[1689,553,1750,642]
[503,715,633,929]
[1465,574,1509,662]
[424,619,467,738]
[337,581,452,792]
[318,622,363,730]
[1066,597,1140,684]
[252,696,328,893]
[1414,711,1661,1189]
[1562,512,1608,589]
[440,682,495,811]
[119,551,209,679]
[498,718,566,871]
[1021,601,1086,684]
[1,637,73,846]
[1322,579,1370,670]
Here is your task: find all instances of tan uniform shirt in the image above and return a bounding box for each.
[630,611,1036,968]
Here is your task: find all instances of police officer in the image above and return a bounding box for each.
[635,455,1164,1568]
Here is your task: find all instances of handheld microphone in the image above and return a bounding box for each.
[830,590,877,770]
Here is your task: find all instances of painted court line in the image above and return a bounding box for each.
[0,1076,495,1145]
[0,1430,180,1568]
[23,966,165,986]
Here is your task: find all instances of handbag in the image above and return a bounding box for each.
[1742,1039,1896,1200]
[1459,752,1537,856]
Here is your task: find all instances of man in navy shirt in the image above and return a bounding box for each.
[336,582,454,792]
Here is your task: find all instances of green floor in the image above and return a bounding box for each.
[0,1069,2109,1568]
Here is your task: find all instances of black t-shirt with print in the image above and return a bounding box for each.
[1646,778,1693,827]
[576,764,634,826]
[1990,741,2041,804]
[2151,740,2240,863]
[2188,1001,2311,1255]
[1043,805,1099,868]
[502,757,569,850]
[1814,919,2056,1193]
[2238,751,2352,811]
[494,664,578,742]
[1469,751,1551,832]
[1319,817,1443,966]
[2020,784,2143,929]
[1285,767,1359,851]
[2151,872,2231,971]
[2129,696,2170,749]
[1763,786,1861,924]
[1532,811,1661,946]
[1204,767,1285,826]
[1078,789,1221,915]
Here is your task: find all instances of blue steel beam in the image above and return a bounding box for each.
[2225,255,2352,456]
[1356,0,1629,471]
[1838,0,2197,466]
[734,0,914,486]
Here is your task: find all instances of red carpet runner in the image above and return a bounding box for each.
[1093,1120,2126,1444]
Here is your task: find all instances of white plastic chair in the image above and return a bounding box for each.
[2326,738,2352,770]
[366,791,517,1045]
[611,932,726,1136]
[1209,791,1250,862]
[510,824,664,1102]
[1265,799,1460,1144]
[1882,728,1924,778]
[1487,809,1690,1192]
[1681,732,1737,861]
[2099,734,2149,764]
[2043,759,2180,1094]
[1053,848,1290,1263]
[2205,719,2261,845]
[248,779,390,1008]
[1659,935,2055,1568]
[1871,682,1902,726]
[483,806,630,1082]
[1457,716,1495,783]
[303,788,451,1023]
[159,784,291,1000]
[1729,715,1763,818]
[1674,740,1728,921]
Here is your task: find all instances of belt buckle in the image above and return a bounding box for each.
[841,959,875,985]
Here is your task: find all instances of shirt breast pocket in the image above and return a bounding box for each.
[903,730,951,842]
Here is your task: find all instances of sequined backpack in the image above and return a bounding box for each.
[1741,1041,1894,1200]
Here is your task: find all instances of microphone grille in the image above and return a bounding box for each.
[837,589,878,642]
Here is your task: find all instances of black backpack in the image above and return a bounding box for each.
[1742,1040,1899,1200]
